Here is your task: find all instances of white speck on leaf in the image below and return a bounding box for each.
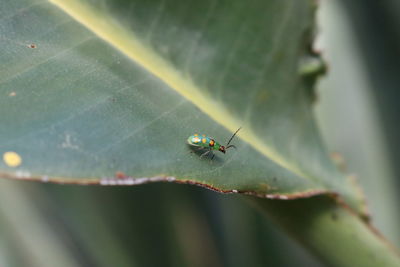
[61,133,79,150]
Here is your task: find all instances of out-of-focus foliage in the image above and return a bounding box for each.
[0,179,323,267]
[316,0,400,246]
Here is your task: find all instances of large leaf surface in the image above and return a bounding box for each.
[0,0,363,212]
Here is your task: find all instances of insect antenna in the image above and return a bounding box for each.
[226,127,242,146]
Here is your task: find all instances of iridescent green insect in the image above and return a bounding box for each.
[187,127,241,159]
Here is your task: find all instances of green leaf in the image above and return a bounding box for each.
[0,0,362,212]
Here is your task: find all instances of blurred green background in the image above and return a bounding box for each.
[316,0,400,248]
[1,1,399,266]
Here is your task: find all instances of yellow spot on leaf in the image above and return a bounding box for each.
[202,138,207,144]
[194,134,198,136]
[3,151,22,167]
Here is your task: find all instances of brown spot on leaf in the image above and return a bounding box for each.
[115,171,127,179]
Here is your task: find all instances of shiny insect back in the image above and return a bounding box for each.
[187,134,222,151]
[187,127,241,159]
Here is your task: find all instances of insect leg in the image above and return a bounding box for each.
[200,148,213,159]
